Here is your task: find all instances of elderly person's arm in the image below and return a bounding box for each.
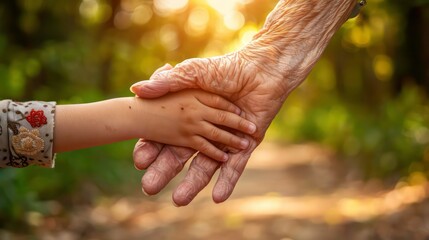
[131,0,363,206]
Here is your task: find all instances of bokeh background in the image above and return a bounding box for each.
[0,0,428,239]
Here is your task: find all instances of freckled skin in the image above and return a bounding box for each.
[54,92,253,159]
[104,125,114,132]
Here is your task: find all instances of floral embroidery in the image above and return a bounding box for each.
[26,109,47,128]
[1,100,56,168]
[11,127,44,156]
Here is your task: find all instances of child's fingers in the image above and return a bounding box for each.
[206,110,257,135]
[199,123,250,151]
[192,136,229,162]
[195,93,241,114]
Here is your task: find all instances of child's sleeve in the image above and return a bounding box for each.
[0,100,56,168]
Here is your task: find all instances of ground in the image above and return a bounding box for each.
[2,142,429,240]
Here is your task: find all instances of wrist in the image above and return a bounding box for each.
[121,97,149,140]
[242,0,356,92]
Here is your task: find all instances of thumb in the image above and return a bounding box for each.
[130,63,173,98]
[131,58,204,98]
[130,78,173,98]
[152,63,173,76]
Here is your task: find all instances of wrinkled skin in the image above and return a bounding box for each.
[132,55,284,205]
[132,0,357,206]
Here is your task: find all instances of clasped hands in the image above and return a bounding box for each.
[129,0,356,206]
[130,51,290,207]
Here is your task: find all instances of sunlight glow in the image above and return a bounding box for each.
[79,0,112,24]
[207,0,236,15]
[185,7,210,37]
[132,5,153,25]
[120,0,141,11]
[348,25,372,47]
[224,11,245,30]
[79,0,99,18]
[239,25,258,46]
[160,24,180,51]
[114,11,132,29]
[206,0,253,15]
[206,0,252,30]
[154,0,189,16]
[373,54,393,81]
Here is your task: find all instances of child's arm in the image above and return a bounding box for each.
[54,90,256,161]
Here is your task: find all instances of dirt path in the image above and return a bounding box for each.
[5,142,429,240]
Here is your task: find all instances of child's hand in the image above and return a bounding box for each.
[132,90,256,162]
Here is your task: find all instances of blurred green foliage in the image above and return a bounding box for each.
[268,86,429,179]
[267,0,429,181]
[0,0,428,228]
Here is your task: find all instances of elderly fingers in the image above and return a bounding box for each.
[133,139,163,170]
[212,151,253,203]
[172,153,220,206]
[141,145,195,195]
[151,63,173,76]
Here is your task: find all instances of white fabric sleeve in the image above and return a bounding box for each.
[0,100,56,168]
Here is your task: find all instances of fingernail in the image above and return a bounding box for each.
[223,154,229,162]
[248,123,257,134]
[130,81,145,93]
[142,187,150,196]
[240,139,250,149]
[235,107,242,115]
[130,85,139,94]
[134,163,142,171]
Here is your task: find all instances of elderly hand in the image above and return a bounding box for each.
[132,52,287,206]
[131,0,357,206]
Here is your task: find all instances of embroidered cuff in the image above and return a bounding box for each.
[0,100,56,168]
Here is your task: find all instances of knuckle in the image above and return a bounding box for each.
[180,58,198,66]
[230,135,240,146]
[224,165,241,182]
[197,141,210,153]
[177,58,202,74]
[190,162,212,182]
[184,115,194,124]
[216,111,228,123]
[211,94,221,106]
[238,118,247,130]
[210,128,221,140]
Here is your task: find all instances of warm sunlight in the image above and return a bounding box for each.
[206,0,253,15]
[79,0,112,24]
[154,0,189,16]
[206,0,237,15]
[185,7,210,37]
[205,0,253,30]
[4,0,429,239]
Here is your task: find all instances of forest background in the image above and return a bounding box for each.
[0,0,428,233]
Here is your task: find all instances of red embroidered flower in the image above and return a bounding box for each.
[26,109,47,128]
